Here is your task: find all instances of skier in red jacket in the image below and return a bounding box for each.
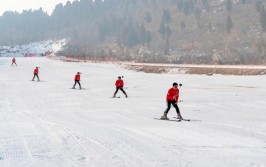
[11,57,17,66]
[113,76,128,98]
[161,82,183,120]
[72,72,82,89]
[32,67,40,81]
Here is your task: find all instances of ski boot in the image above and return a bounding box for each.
[176,113,183,120]
[160,113,169,120]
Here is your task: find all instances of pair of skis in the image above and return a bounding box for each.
[111,96,129,98]
[70,88,86,90]
[154,117,191,122]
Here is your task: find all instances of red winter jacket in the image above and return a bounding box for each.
[74,74,80,81]
[115,79,124,88]
[34,68,38,74]
[12,58,16,62]
[166,87,179,102]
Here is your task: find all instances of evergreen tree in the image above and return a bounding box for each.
[183,1,190,15]
[164,39,170,55]
[144,12,152,23]
[256,0,262,12]
[162,9,172,24]
[177,0,184,12]
[195,8,201,21]
[189,0,195,11]
[139,24,147,46]
[226,0,232,13]
[260,5,266,31]
[159,22,166,38]
[146,31,152,48]
[226,15,233,33]
[180,21,186,32]
[202,0,208,8]
[165,26,172,39]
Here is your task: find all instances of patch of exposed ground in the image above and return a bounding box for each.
[124,65,266,75]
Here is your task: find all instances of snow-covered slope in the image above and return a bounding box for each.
[0,57,266,167]
[0,40,66,57]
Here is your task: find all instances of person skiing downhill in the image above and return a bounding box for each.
[161,82,183,120]
[32,67,40,81]
[72,72,82,89]
[11,57,17,66]
[113,76,128,98]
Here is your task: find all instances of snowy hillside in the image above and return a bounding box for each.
[0,57,266,167]
[0,39,66,57]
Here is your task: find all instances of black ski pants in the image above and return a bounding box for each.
[73,80,81,88]
[32,74,40,81]
[164,100,180,114]
[114,87,127,96]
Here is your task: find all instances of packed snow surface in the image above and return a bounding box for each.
[0,57,266,167]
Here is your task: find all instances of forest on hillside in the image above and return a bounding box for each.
[1,0,266,64]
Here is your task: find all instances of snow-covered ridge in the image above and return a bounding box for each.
[0,39,66,57]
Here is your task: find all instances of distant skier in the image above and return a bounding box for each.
[72,72,82,89]
[161,82,183,120]
[32,67,40,81]
[11,57,17,66]
[113,76,128,98]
